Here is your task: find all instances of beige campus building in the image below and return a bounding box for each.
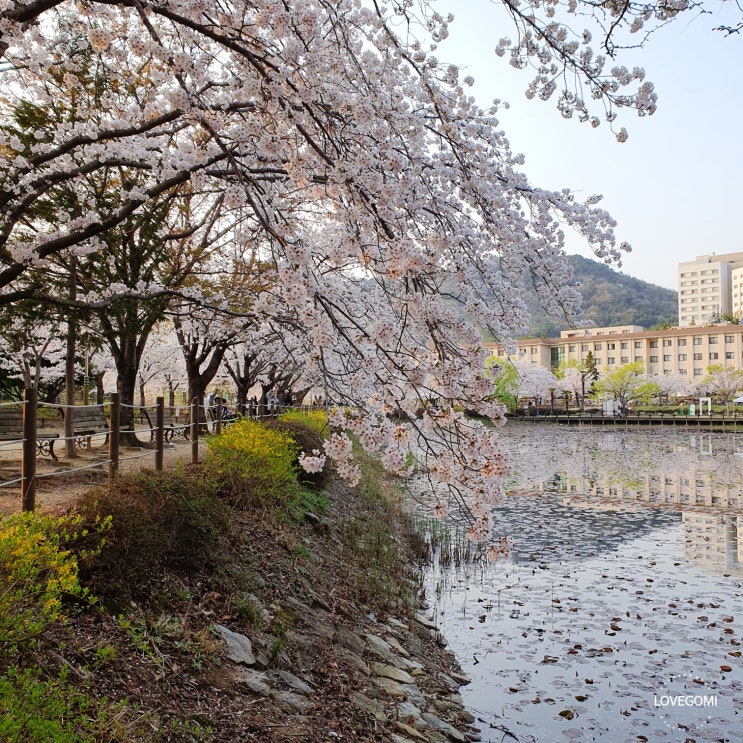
[678,251,743,326]
[484,323,743,378]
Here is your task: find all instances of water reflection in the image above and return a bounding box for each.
[422,424,743,743]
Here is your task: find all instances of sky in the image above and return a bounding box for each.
[434,1,743,291]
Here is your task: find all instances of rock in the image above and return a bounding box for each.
[214,624,256,666]
[373,676,409,699]
[421,712,468,742]
[233,668,271,696]
[385,634,411,657]
[270,689,312,713]
[448,670,471,685]
[371,662,415,685]
[349,691,387,722]
[386,616,408,630]
[397,700,425,727]
[394,721,428,740]
[391,735,420,743]
[336,625,366,656]
[366,634,417,670]
[276,670,314,695]
[415,612,438,629]
[365,634,400,665]
[433,698,475,724]
[335,646,371,676]
[399,683,427,708]
[437,671,461,691]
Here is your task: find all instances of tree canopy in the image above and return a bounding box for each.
[0,0,730,536]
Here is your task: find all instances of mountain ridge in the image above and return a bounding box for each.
[525,254,678,338]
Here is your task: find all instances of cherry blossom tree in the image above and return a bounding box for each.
[0,0,666,536]
[700,365,743,412]
[0,306,66,395]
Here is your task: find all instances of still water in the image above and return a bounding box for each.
[421,423,743,743]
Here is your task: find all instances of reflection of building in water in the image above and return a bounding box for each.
[682,512,741,575]
[558,468,743,511]
[553,472,743,574]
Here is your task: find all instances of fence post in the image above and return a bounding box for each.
[190,397,200,465]
[109,393,120,483]
[21,387,37,512]
[215,399,222,436]
[155,396,164,471]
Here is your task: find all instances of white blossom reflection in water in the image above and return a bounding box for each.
[421,424,743,743]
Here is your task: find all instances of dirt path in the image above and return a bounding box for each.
[0,437,207,517]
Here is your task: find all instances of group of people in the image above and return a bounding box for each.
[207,390,282,422]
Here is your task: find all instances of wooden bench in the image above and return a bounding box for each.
[67,405,109,450]
[0,405,59,461]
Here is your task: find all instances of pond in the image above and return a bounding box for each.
[420,423,743,743]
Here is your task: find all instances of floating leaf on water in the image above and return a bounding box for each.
[728,651,741,657]
[723,616,734,623]
[575,695,588,702]
[720,665,733,672]
[559,709,575,720]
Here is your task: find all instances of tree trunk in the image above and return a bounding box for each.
[114,335,144,446]
[95,371,105,405]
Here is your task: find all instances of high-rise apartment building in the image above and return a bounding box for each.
[678,252,743,327]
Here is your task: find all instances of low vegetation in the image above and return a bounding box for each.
[0,410,429,742]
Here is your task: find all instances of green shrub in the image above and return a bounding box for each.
[75,469,228,608]
[207,418,299,505]
[207,418,331,521]
[0,666,101,743]
[0,512,104,657]
[265,418,332,490]
[277,409,328,435]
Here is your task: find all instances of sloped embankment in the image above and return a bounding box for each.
[9,430,481,743]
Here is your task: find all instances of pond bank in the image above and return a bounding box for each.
[14,452,484,743]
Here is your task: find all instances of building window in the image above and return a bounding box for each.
[634,356,643,363]
[607,357,616,365]
[621,356,629,363]
[621,342,628,349]
[726,352,734,359]
[726,336,735,343]
[679,369,687,375]
[663,339,672,347]
[678,354,687,361]
[594,358,602,366]
[635,341,642,348]
[650,356,659,363]
[569,345,576,352]
[678,339,687,346]
[694,353,703,360]
[709,336,719,344]
[594,343,602,351]
[694,368,703,376]
[693,338,703,345]
[581,344,588,352]
[531,347,537,354]
[649,341,659,348]
[710,352,719,360]
[663,355,671,362]
[607,342,616,350]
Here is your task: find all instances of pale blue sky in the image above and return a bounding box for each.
[438,1,743,291]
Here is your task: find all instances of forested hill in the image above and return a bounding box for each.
[525,254,678,338]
